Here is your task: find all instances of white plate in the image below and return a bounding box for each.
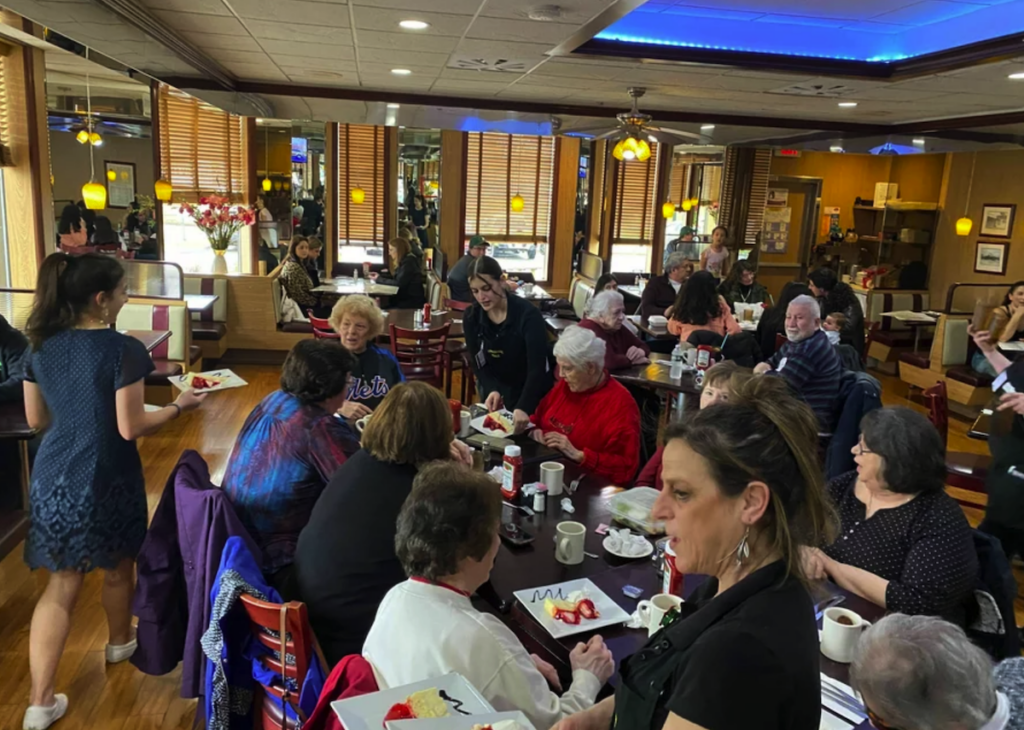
[168,369,248,393]
[333,673,493,730]
[513,578,632,639]
[386,711,534,730]
[602,535,654,560]
[470,410,515,438]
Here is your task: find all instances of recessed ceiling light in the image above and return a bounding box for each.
[700,124,715,131]
[387,103,400,109]
[399,19,429,30]
[838,102,858,107]
[912,138,926,145]
[391,68,412,75]
[1009,72,1024,79]
[829,146,844,153]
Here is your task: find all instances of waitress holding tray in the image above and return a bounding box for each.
[463,256,553,434]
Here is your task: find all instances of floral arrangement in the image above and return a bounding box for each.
[179,194,256,251]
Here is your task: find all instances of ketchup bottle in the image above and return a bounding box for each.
[501,445,523,503]
[423,302,431,322]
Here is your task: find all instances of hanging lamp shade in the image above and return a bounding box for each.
[273,180,282,191]
[662,201,676,219]
[283,181,291,191]
[261,177,272,192]
[154,178,173,202]
[76,129,90,144]
[89,132,103,147]
[634,138,652,162]
[956,217,973,236]
[82,181,106,210]
[106,169,117,182]
[681,200,693,212]
[612,138,628,161]
[690,197,700,207]
[511,193,525,212]
[351,186,365,204]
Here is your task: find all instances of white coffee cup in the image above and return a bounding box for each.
[541,462,565,496]
[355,415,371,433]
[637,593,684,637]
[682,347,698,367]
[555,521,586,565]
[820,607,871,664]
[459,410,472,438]
[523,283,535,296]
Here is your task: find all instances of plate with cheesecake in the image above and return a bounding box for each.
[332,673,493,730]
[513,578,632,639]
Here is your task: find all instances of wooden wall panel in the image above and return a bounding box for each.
[550,136,580,295]
[384,126,398,244]
[244,116,258,274]
[889,154,945,203]
[325,122,338,275]
[651,141,674,273]
[587,140,606,256]
[439,129,465,267]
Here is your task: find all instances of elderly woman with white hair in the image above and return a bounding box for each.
[851,613,1024,730]
[579,290,650,371]
[530,326,640,484]
[329,294,405,419]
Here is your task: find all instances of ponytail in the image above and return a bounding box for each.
[26,252,125,349]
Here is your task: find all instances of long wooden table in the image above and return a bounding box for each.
[612,353,701,418]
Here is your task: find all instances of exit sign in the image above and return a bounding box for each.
[774,148,802,157]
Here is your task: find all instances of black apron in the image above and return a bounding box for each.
[984,362,1024,530]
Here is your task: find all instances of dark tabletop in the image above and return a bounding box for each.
[611,353,701,396]
[0,401,33,440]
[633,316,677,342]
[516,285,554,303]
[385,309,465,338]
[124,330,172,354]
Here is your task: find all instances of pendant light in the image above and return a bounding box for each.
[106,169,117,181]
[261,123,271,192]
[956,152,977,237]
[76,129,90,145]
[154,178,173,202]
[662,201,675,219]
[351,186,365,204]
[634,137,652,162]
[510,137,524,213]
[681,200,693,212]
[80,63,106,210]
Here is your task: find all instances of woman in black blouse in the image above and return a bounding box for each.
[371,236,425,309]
[809,267,865,358]
[802,407,978,626]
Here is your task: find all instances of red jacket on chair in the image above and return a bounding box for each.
[305,655,379,730]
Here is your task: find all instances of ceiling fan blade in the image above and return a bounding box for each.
[558,123,619,135]
[592,129,625,141]
[643,129,684,146]
[650,125,704,142]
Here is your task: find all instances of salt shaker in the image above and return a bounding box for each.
[532,485,547,513]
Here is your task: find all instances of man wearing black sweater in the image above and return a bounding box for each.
[640,252,691,318]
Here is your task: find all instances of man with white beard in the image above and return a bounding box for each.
[754,295,842,430]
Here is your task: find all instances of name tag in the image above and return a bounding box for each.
[475,345,487,369]
[777,357,788,372]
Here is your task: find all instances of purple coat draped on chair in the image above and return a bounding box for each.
[130,449,262,699]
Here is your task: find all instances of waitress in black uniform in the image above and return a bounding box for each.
[554,377,836,730]
[463,256,552,434]
[972,326,1024,562]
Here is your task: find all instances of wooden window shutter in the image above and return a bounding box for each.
[158,84,243,202]
[719,148,770,247]
[0,55,12,167]
[612,147,660,243]
[337,124,385,246]
[668,159,689,206]
[465,132,553,242]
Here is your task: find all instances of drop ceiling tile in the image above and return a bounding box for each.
[359,61,442,77]
[352,7,472,37]
[350,0,483,13]
[230,0,350,27]
[188,31,265,52]
[430,82,505,95]
[359,71,436,88]
[272,54,357,71]
[246,21,350,45]
[224,65,290,81]
[145,0,232,15]
[478,0,618,22]
[34,1,126,23]
[357,47,452,67]
[355,30,460,53]
[284,70,360,85]
[852,86,948,102]
[464,17,579,44]
[207,48,274,66]
[437,67,526,82]
[153,11,248,35]
[259,39,355,60]
[534,58,643,80]
[454,39,555,59]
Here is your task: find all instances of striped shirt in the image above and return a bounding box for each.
[768,329,842,431]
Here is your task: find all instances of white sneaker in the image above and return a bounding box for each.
[105,630,137,664]
[23,694,68,730]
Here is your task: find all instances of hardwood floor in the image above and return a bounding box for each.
[0,364,1006,728]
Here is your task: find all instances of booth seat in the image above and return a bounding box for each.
[270,275,314,334]
[569,275,595,319]
[865,290,932,365]
[184,275,229,359]
[898,314,991,407]
[116,300,197,403]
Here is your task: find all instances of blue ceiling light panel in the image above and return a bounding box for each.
[594,0,1024,63]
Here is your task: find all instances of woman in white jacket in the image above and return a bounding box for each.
[363,462,613,730]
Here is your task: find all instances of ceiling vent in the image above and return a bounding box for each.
[526,4,564,21]
[448,57,531,72]
[768,82,859,97]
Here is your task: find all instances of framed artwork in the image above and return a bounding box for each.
[104,161,136,209]
[980,203,1016,238]
[975,240,1009,276]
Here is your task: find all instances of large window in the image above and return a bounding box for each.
[662,158,724,269]
[337,124,385,264]
[465,132,554,281]
[158,85,248,272]
[609,146,660,274]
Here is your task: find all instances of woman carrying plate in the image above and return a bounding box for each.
[553,376,836,730]
[364,461,614,730]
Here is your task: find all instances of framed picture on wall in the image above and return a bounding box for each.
[980,204,1016,238]
[975,240,1009,275]
[104,161,136,209]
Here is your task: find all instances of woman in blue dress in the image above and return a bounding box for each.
[21,253,205,730]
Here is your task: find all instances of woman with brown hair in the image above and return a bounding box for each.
[555,375,837,730]
[293,381,472,665]
[277,235,332,318]
[371,236,425,309]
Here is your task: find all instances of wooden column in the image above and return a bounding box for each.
[439,130,466,267]
[651,141,674,274]
[324,122,338,276]
[549,136,580,295]
[600,153,618,262]
[587,140,606,256]
[1,22,53,288]
[384,126,398,244]
[149,80,167,261]
[244,116,258,274]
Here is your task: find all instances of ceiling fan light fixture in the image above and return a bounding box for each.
[76,129,90,144]
[634,137,652,161]
[612,138,628,161]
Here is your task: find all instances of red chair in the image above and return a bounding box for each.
[923,380,990,503]
[239,594,326,730]
[445,298,471,312]
[389,322,451,390]
[307,311,340,340]
[774,332,787,353]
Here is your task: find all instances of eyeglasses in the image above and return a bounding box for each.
[854,443,874,456]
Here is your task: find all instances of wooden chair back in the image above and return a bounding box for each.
[389,322,451,388]
[307,311,339,340]
[445,299,471,312]
[923,380,950,444]
[774,332,787,353]
[239,594,325,730]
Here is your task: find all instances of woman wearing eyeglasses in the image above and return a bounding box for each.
[800,407,977,626]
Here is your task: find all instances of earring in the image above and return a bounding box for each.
[734,526,750,568]
[102,305,110,322]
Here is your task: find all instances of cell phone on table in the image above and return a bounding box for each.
[499,522,535,546]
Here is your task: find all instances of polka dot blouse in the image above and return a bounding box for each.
[823,471,978,626]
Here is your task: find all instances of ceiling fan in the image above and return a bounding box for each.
[553,87,707,161]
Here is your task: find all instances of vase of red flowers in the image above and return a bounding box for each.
[179,194,256,274]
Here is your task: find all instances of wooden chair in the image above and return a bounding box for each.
[923,380,990,504]
[389,322,451,390]
[239,594,326,730]
[445,298,471,312]
[306,311,339,340]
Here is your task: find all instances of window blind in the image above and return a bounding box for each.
[158,84,243,202]
[612,145,660,243]
[338,124,385,246]
[0,55,12,167]
[465,132,554,242]
[668,159,689,207]
[719,148,771,247]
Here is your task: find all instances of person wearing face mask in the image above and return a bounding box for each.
[578,291,649,371]
[464,256,553,433]
[754,295,842,431]
[800,408,977,626]
[364,463,613,730]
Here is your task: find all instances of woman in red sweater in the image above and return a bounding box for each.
[530,326,641,485]
[578,290,650,371]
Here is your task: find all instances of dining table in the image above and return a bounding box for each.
[384,308,465,338]
[313,276,399,297]
[480,459,882,729]
[184,293,219,314]
[618,285,643,300]
[611,353,701,418]
[631,315,677,342]
[123,329,172,353]
[516,285,554,304]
